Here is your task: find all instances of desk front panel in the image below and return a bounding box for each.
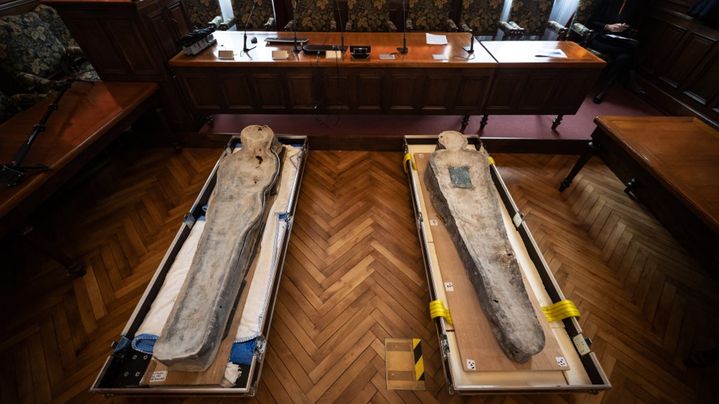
[176,67,494,115]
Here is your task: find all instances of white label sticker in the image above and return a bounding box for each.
[150,370,167,383]
[512,213,523,228]
[429,218,439,226]
[555,356,568,367]
[572,334,591,355]
[466,359,476,371]
[444,281,454,292]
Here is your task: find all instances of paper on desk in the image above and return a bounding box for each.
[426,33,448,45]
[534,49,567,58]
[432,54,448,60]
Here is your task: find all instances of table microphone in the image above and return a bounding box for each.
[243,0,258,53]
[333,0,346,52]
[464,30,474,54]
[292,0,302,53]
[397,0,408,54]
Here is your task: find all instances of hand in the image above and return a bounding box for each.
[605,23,629,33]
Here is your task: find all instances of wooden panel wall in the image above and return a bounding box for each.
[639,2,719,128]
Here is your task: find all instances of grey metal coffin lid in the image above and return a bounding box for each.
[153,125,283,371]
[423,131,545,363]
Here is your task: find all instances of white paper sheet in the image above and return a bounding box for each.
[534,49,567,58]
[426,33,448,45]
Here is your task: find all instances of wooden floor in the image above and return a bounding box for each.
[1,146,718,403]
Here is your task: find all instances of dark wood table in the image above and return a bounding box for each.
[0,81,158,239]
[560,116,719,273]
[169,32,604,133]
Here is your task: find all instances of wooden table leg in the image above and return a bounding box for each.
[559,140,597,192]
[552,114,564,130]
[479,114,489,132]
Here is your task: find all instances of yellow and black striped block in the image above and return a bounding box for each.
[385,338,426,390]
[413,338,425,382]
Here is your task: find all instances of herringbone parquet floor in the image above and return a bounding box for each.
[1,146,717,403]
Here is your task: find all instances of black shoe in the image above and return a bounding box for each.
[626,71,646,95]
[593,95,603,104]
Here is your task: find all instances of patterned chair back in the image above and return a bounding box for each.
[291,0,337,31]
[346,0,393,31]
[509,0,554,37]
[574,0,601,24]
[407,0,453,31]
[232,0,275,29]
[184,0,223,28]
[0,11,66,83]
[459,0,504,36]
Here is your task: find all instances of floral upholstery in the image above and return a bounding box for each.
[459,0,504,36]
[575,0,601,24]
[285,0,337,31]
[232,0,275,29]
[509,0,554,36]
[407,0,458,31]
[0,12,66,85]
[184,0,223,28]
[346,0,395,32]
[0,6,99,95]
[34,5,79,48]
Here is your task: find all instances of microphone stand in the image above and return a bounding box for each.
[243,0,258,53]
[463,30,474,54]
[333,0,345,53]
[292,0,302,54]
[397,0,408,54]
[1,81,71,187]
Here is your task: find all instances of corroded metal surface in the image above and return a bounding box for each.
[154,125,282,371]
[424,131,545,363]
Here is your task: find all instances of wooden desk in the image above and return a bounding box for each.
[560,116,719,273]
[0,81,158,238]
[169,33,604,131]
[480,41,604,129]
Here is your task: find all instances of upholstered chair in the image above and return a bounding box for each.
[458,0,505,37]
[405,0,458,32]
[345,0,396,31]
[284,0,337,31]
[506,0,555,38]
[232,0,276,30]
[570,0,603,43]
[183,0,223,28]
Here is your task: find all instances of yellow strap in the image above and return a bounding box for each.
[429,300,453,325]
[488,156,495,166]
[403,153,416,173]
[541,299,580,322]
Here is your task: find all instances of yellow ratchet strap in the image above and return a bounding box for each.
[429,300,453,325]
[403,153,416,173]
[541,299,580,322]
[487,156,495,166]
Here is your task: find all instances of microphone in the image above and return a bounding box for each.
[333,0,345,53]
[397,0,408,54]
[463,30,474,54]
[243,0,258,53]
[292,0,302,53]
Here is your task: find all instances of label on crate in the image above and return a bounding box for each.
[150,370,167,383]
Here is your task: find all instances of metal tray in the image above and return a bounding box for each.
[91,135,308,397]
[403,135,611,394]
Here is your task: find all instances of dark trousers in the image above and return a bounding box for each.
[590,34,640,84]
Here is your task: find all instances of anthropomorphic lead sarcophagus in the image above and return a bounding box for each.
[424,131,545,363]
[153,125,282,371]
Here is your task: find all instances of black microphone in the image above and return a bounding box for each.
[397,0,408,54]
[292,0,302,53]
[243,0,258,53]
[333,0,345,52]
[463,30,474,54]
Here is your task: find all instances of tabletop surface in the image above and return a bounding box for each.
[170,31,498,68]
[0,81,157,219]
[595,115,719,231]
[480,40,605,67]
